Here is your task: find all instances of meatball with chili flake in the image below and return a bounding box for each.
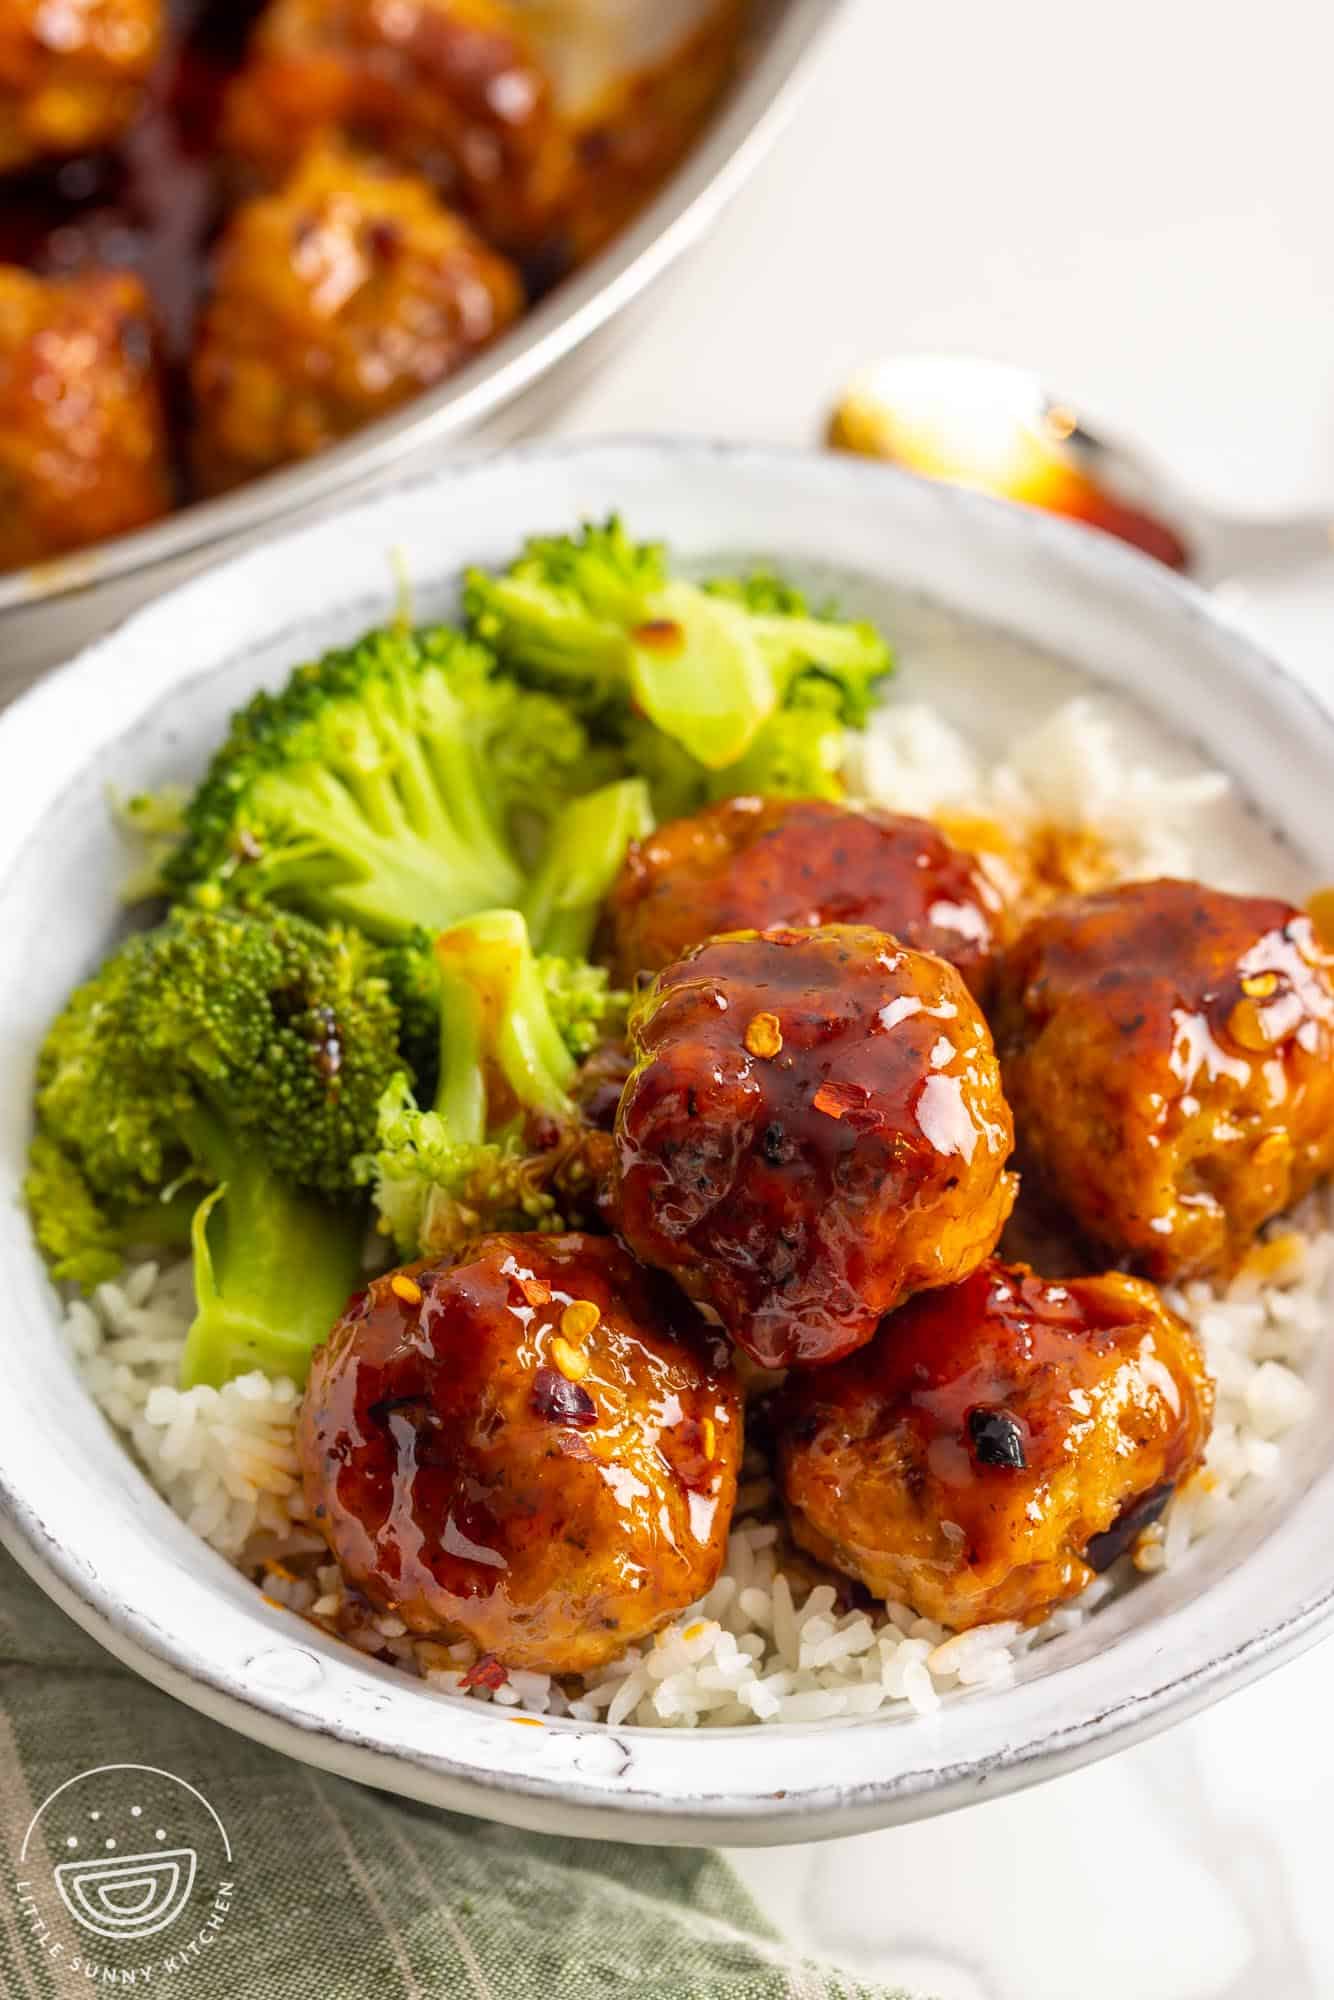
[605,795,1008,1000]
[0,0,163,174]
[221,0,571,253]
[613,925,1017,1371]
[994,878,1334,1280]
[0,265,170,573]
[190,143,522,495]
[775,1259,1213,1629]
[299,1234,741,1675]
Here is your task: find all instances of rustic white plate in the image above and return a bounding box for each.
[0,441,1331,1846]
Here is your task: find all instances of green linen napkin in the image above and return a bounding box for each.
[0,1550,904,1999]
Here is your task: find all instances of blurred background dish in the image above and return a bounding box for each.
[0,0,840,682]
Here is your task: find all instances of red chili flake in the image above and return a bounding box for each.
[366,217,403,260]
[519,1275,552,1307]
[460,1654,509,1692]
[662,1418,715,1493]
[531,1366,598,1428]
[631,619,684,655]
[812,1080,883,1131]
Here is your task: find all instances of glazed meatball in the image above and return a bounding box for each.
[299,1234,741,1674]
[0,266,170,572]
[0,0,162,174]
[995,879,1334,1280]
[222,0,570,251]
[776,1258,1214,1629]
[614,926,1017,1370]
[606,796,1008,1000]
[190,145,522,494]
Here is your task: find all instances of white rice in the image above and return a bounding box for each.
[55,698,1334,1727]
[849,693,1232,882]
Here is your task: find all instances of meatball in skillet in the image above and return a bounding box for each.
[299,1233,740,1675]
[775,1258,1213,1630]
[190,144,522,494]
[0,266,170,572]
[0,0,162,174]
[606,796,1008,999]
[995,879,1334,1281]
[613,925,1016,1371]
[222,0,571,252]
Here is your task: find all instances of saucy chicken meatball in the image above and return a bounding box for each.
[299,1234,741,1674]
[614,926,1017,1370]
[190,144,522,494]
[0,265,170,572]
[222,0,570,251]
[995,879,1334,1280]
[606,796,1008,1000]
[0,0,162,174]
[776,1258,1213,1629]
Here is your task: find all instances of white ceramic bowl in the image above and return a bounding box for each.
[1,441,1331,1847]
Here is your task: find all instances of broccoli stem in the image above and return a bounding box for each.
[522,778,653,959]
[249,766,523,942]
[177,1109,363,1389]
[434,912,577,1133]
[627,582,779,770]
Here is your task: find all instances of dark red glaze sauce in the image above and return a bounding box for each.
[776,1257,1214,1627]
[827,1261,1192,1502]
[995,879,1334,1279]
[607,796,1007,999]
[614,925,1015,1370]
[0,2,260,367]
[299,1232,741,1674]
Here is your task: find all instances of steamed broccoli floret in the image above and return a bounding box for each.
[357,910,626,1259]
[465,518,892,770]
[464,518,665,722]
[703,570,813,617]
[626,701,849,821]
[522,777,652,959]
[26,1134,200,1289]
[537,955,631,1060]
[26,1134,155,1289]
[376,926,443,1102]
[368,777,647,1108]
[161,625,603,940]
[27,907,400,1387]
[703,570,887,728]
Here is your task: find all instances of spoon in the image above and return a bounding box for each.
[829,355,1334,590]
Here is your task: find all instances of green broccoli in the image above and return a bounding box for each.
[376,926,445,1104]
[368,774,648,1112]
[357,910,626,1261]
[625,700,849,822]
[25,1134,191,1291]
[161,625,607,940]
[27,906,402,1388]
[465,518,892,771]
[521,777,653,958]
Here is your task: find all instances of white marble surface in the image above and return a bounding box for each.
[535,1,1334,1993]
